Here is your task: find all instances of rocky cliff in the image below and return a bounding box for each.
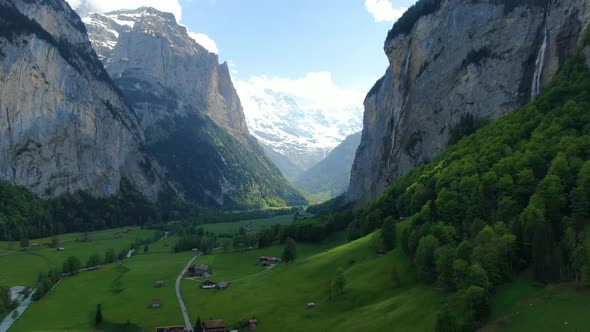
[348,0,590,202]
[0,0,162,199]
[84,8,306,208]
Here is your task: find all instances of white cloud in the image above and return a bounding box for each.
[236,72,365,111]
[364,0,408,23]
[66,0,182,21]
[188,32,218,54]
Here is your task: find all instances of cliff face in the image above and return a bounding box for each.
[84,8,306,208]
[0,0,162,199]
[348,0,590,202]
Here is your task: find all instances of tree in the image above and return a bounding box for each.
[95,304,102,325]
[435,306,459,332]
[532,220,555,283]
[466,264,491,290]
[415,235,440,282]
[194,316,203,332]
[49,236,59,248]
[220,238,232,252]
[332,267,346,295]
[86,253,102,268]
[143,245,149,253]
[20,238,29,248]
[104,248,116,264]
[381,216,397,251]
[282,237,297,263]
[63,256,82,275]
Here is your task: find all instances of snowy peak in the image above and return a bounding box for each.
[239,88,363,177]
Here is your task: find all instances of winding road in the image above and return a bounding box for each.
[176,253,201,332]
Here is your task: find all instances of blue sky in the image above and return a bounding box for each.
[179,0,415,93]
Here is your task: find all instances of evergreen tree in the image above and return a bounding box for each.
[95,304,102,325]
[381,216,397,250]
[532,220,554,283]
[332,267,346,295]
[194,317,203,332]
[282,238,297,263]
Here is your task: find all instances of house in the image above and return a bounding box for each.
[203,320,225,332]
[117,262,123,267]
[56,247,64,251]
[376,250,385,256]
[217,281,228,290]
[258,256,279,265]
[202,280,217,289]
[307,303,316,309]
[155,280,164,288]
[155,325,185,332]
[248,319,258,330]
[189,264,209,277]
[152,299,161,309]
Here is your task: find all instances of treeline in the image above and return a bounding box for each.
[344,57,590,329]
[0,181,161,241]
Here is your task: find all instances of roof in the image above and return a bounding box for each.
[203,320,225,328]
[248,319,258,323]
[217,281,228,288]
[202,280,216,285]
[196,264,209,270]
[152,299,161,304]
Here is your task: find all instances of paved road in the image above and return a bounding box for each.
[0,289,36,332]
[176,254,200,332]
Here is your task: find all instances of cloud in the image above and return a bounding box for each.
[364,0,408,23]
[66,0,182,20]
[188,32,218,54]
[235,72,365,111]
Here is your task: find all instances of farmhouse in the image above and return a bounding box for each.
[188,264,209,277]
[155,280,164,288]
[217,281,228,290]
[307,303,316,309]
[248,319,258,330]
[155,325,185,332]
[203,320,226,332]
[56,247,64,251]
[202,280,217,289]
[152,299,161,309]
[258,256,279,266]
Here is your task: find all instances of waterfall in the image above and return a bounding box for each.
[531,11,549,99]
[387,50,411,169]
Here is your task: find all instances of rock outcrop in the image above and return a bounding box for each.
[0,0,162,199]
[348,0,590,202]
[84,8,306,208]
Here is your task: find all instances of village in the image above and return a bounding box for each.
[152,255,281,332]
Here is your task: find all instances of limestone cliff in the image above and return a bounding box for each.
[84,8,306,208]
[0,0,162,199]
[348,0,590,202]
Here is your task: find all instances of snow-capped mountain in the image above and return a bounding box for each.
[238,88,363,179]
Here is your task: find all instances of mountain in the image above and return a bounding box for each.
[293,132,361,201]
[348,0,590,202]
[238,88,363,180]
[83,8,306,208]
[0,0,162,200]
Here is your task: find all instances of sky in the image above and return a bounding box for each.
[67,0,416,113]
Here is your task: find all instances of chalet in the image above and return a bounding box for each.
[248,319,258,330]
[258,256,279,265]
[203,320,226,332]
[56,247,65,251]
[217,281,228,290]
[155,325,185,332]
[307,303,316,309]
[152,299,161,309]
[202,280,217,289]
[155,280,164,288]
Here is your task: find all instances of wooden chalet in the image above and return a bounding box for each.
[202,280,217,289]
[203,319,226,332]
[152,299,161,309]
[155,325,185,332]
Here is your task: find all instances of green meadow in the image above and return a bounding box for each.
[0,227,158,287]
[199,215,293,234]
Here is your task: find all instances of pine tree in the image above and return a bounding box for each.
[282,238,297,263]
[95,304,102,325]
[194,317,203,332]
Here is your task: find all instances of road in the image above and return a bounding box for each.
[176,254,200,332]
[0,289,37,332]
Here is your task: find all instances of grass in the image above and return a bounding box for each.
[182,232,444,332]
[0,227,158,287]
[9,250,194,332]
[199,215,294,234]
[484,274,590,331]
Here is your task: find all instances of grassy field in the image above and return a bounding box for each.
[181,231,444,332]
[483,275,590,331]
[0,227,159,287]
[10,243,193,332]
[199,215,293,234]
